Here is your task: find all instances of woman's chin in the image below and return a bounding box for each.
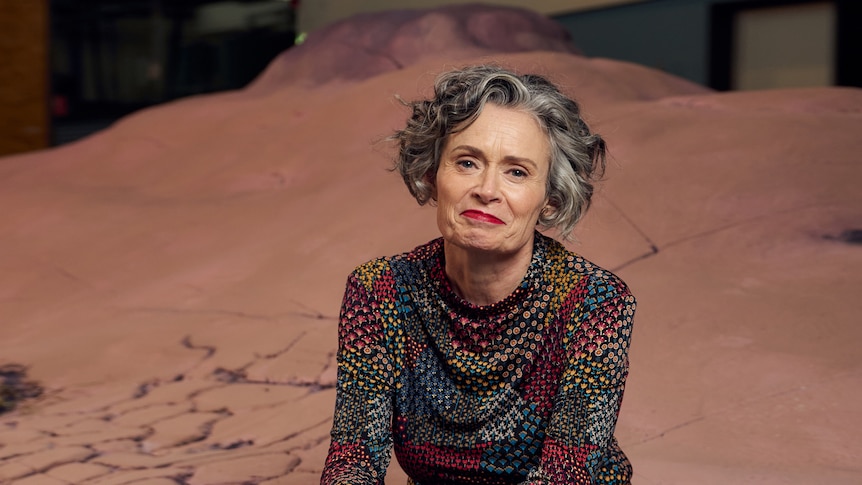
[445,231,529,257]
[445,232,497,252]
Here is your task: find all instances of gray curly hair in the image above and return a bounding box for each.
[392,65,606,238]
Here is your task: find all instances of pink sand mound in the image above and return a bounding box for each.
[251,4,579,90]
[1,4,861,484]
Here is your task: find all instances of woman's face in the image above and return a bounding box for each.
[434,104,551,256]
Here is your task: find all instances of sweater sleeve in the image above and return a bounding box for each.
[527,276,636,485]
[321,271,396,485]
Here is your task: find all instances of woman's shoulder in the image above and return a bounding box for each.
[349,237,443,284]
[538,233,633,299]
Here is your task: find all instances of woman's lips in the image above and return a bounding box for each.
[461,210,504,225]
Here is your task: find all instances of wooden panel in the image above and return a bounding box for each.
[0,0,49,157]
[733,2,835,90]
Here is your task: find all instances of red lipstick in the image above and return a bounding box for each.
[462,210,504,225]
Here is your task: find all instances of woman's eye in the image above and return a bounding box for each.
[509,168,527,178]
[456,159,475,169]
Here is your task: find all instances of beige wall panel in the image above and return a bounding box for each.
[0,0,48,156]
[298,0,644,33]
[733,2,835,90]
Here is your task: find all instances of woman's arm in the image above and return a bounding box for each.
[321,271,397,485]
[527,276,636,485]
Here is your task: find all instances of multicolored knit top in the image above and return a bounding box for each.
[321,232,636,485]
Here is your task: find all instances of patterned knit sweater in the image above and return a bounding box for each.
[321,232,635,485]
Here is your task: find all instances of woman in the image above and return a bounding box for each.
[321,65,635,485]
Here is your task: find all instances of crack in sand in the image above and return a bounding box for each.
[181,336,216,361]
[123,307,277,322]
[207,333,336,390]
[604,197,659,272]
[288,299,337,321]
[610,201,833,272]
[629,369,862,448]
[629,415,707,446]
[2,447,100,482]
[659,202,827,253]
[120,306,337,323]
[256,331,307,361]
[52,265,94,288]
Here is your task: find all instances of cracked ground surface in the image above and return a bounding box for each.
[2,5,862,485]
[0,319,344,485]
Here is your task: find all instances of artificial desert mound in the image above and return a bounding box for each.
[1,4,861,484]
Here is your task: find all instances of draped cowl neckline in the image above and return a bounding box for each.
[413,234,550,400]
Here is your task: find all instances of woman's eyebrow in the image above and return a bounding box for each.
[449,145,538,168]
[449,144,483,157]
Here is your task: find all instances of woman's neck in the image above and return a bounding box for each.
[443,239,535,307]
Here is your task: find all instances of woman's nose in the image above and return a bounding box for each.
[473,170,501,203]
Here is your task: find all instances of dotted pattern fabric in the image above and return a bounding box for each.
[321,233,635,485]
